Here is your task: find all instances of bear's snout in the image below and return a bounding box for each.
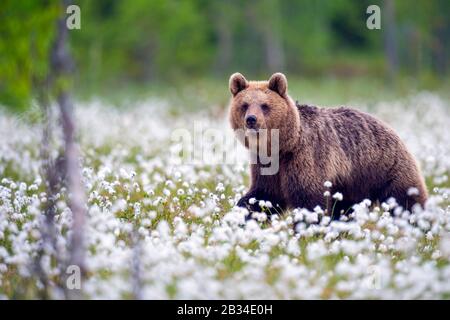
[245,115,257,129]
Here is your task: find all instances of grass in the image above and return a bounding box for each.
[73,74,450,114]
[0,76,449,299]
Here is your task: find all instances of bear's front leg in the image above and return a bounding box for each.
[237,189,286,220]
[236,189,262,212]
[238,164,285,217]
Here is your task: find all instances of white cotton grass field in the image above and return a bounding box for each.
[0,91,450,299]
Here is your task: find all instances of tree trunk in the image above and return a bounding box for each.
[248,0,285,73]
[263,27,285,73]
[383,0,398,81]
[34,78,60,299]
[51,0,86,299]
[214,13,233,75]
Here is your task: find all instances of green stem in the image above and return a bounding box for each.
[331,200,338,220]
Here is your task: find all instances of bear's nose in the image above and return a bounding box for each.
[245,115,257,128]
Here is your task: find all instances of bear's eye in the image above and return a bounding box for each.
[241,103,249,112]
[261,103,270,113]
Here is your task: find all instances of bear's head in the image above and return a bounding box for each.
[228,72,300,153]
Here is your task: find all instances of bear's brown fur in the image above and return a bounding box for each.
[229,72,427,216]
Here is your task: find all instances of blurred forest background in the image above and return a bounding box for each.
[0,0,449,112]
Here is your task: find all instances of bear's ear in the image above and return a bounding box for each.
[268,73,288,97]
[229,73,248,96]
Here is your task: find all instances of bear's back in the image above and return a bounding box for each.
[293,102,412,201]
[295,102,402,159]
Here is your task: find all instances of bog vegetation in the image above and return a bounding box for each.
[0,0,449,299]
[1,90,450,299]
[1,0,449,111]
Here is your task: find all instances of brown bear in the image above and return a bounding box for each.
[228,72,427,217]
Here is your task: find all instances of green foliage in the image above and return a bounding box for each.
[0,1,59,111]
[72,0,212,84]
[0,0,449,110]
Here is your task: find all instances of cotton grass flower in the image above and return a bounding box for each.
[324,181,332,188]
[332,192,343,201]
[1,94,450,299]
